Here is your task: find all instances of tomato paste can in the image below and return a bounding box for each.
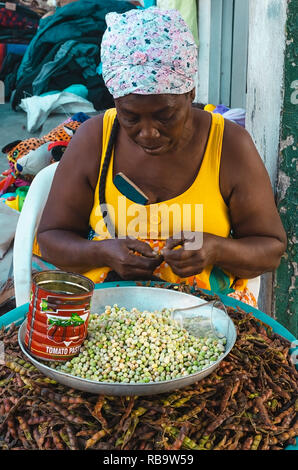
[24,271,95,361]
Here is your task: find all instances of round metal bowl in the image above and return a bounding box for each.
[18,286,237,396]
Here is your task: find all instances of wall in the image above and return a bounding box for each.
[196,0,211,104]
[274,0,298,337]
[196,0,249,108]
[196,1,296,326]
[245,0,288,317]
[196,0,288,161]
[245,0,287,186]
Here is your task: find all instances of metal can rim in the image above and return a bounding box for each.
[31,270,95,296]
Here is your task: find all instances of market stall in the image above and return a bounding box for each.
[0,281,297,451]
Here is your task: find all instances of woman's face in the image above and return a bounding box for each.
[115,91,194,156]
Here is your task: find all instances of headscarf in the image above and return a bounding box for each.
[101,7,198,99]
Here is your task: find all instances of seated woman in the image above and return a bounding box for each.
[35,7,286,308]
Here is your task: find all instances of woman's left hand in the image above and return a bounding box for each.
[161,232,218,278]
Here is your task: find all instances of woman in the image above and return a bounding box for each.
[35,7,286,307]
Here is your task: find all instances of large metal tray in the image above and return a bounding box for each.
[18,286,237,396]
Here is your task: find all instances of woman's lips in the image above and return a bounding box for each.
[141,144,166,154]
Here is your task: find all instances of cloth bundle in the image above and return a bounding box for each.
[101,7,198,98]
[11,0,136,110]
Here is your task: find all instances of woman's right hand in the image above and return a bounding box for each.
[101,238,163,280]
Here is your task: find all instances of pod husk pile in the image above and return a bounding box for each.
[0,282,297,450]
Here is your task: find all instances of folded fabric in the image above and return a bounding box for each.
[12,0,136,110]
[204,103,246,128]
[213,104,230,115]
[32,40,99,97]
[0,203,19,260]
[40,84,89,99]
[221,108,246,128]
[19,91,96,132]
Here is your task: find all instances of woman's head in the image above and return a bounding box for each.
[101,7,198,99]
[115,90,195,155]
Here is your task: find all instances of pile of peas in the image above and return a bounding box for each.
[50,305,226,383]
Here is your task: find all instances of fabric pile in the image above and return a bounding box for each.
[0,3,41,100]
[0,3,40,44]
[15,0,55,17]
[10,0,137,112]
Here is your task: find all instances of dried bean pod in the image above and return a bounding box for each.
[213,434,228,450]
[251,434,262,450]
[169,423,191,450]
[255,397,274,427]
[65,424,79,450]
[219,381,233,413]
[7,418,17,439]
[242,436,253,450]
[205,409,234,434]
[16,416,33,442]
[51,429,65,450]
[281,412,296,429]
[27,415,49,426]
[85,429,107,449]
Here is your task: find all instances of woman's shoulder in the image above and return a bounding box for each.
[72,108,117,158]
[220,117,267,203]
[59,112,106,189]
[74,112,104,140]
[222,118,254,151]
[191,107,257,165]
[221,118,265,175]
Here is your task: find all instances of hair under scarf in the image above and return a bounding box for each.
[101,7,198,99]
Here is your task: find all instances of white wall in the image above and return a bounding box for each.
[196,0,211,104]
[196,0,288,177]
[245,0,288,315]
[196,0,289,314]
[245,0,287,186]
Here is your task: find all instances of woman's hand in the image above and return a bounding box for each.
[161,233,218,278]
[102,238,163,280]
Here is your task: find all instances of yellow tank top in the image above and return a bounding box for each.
[84,108,247,294]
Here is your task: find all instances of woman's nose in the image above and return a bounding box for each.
[138,124,160,140]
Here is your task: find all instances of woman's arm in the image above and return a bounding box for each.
[162,120,287,279]
[37,114,107,272]
[209,234,285,279]
[218,119,287,276]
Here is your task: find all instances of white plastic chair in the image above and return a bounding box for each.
[13,162,58,307]
[246,276,261,304]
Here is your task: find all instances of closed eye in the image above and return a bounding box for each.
[158,116,173,123]
[122,114,139,125]
[126,117,139,124]
[155,112,175,123]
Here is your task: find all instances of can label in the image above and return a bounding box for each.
[24,271,94,361]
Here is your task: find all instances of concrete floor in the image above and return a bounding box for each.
[0,103,37,174]
[0,102,99,175]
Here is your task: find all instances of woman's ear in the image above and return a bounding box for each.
[189,88,196,102]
